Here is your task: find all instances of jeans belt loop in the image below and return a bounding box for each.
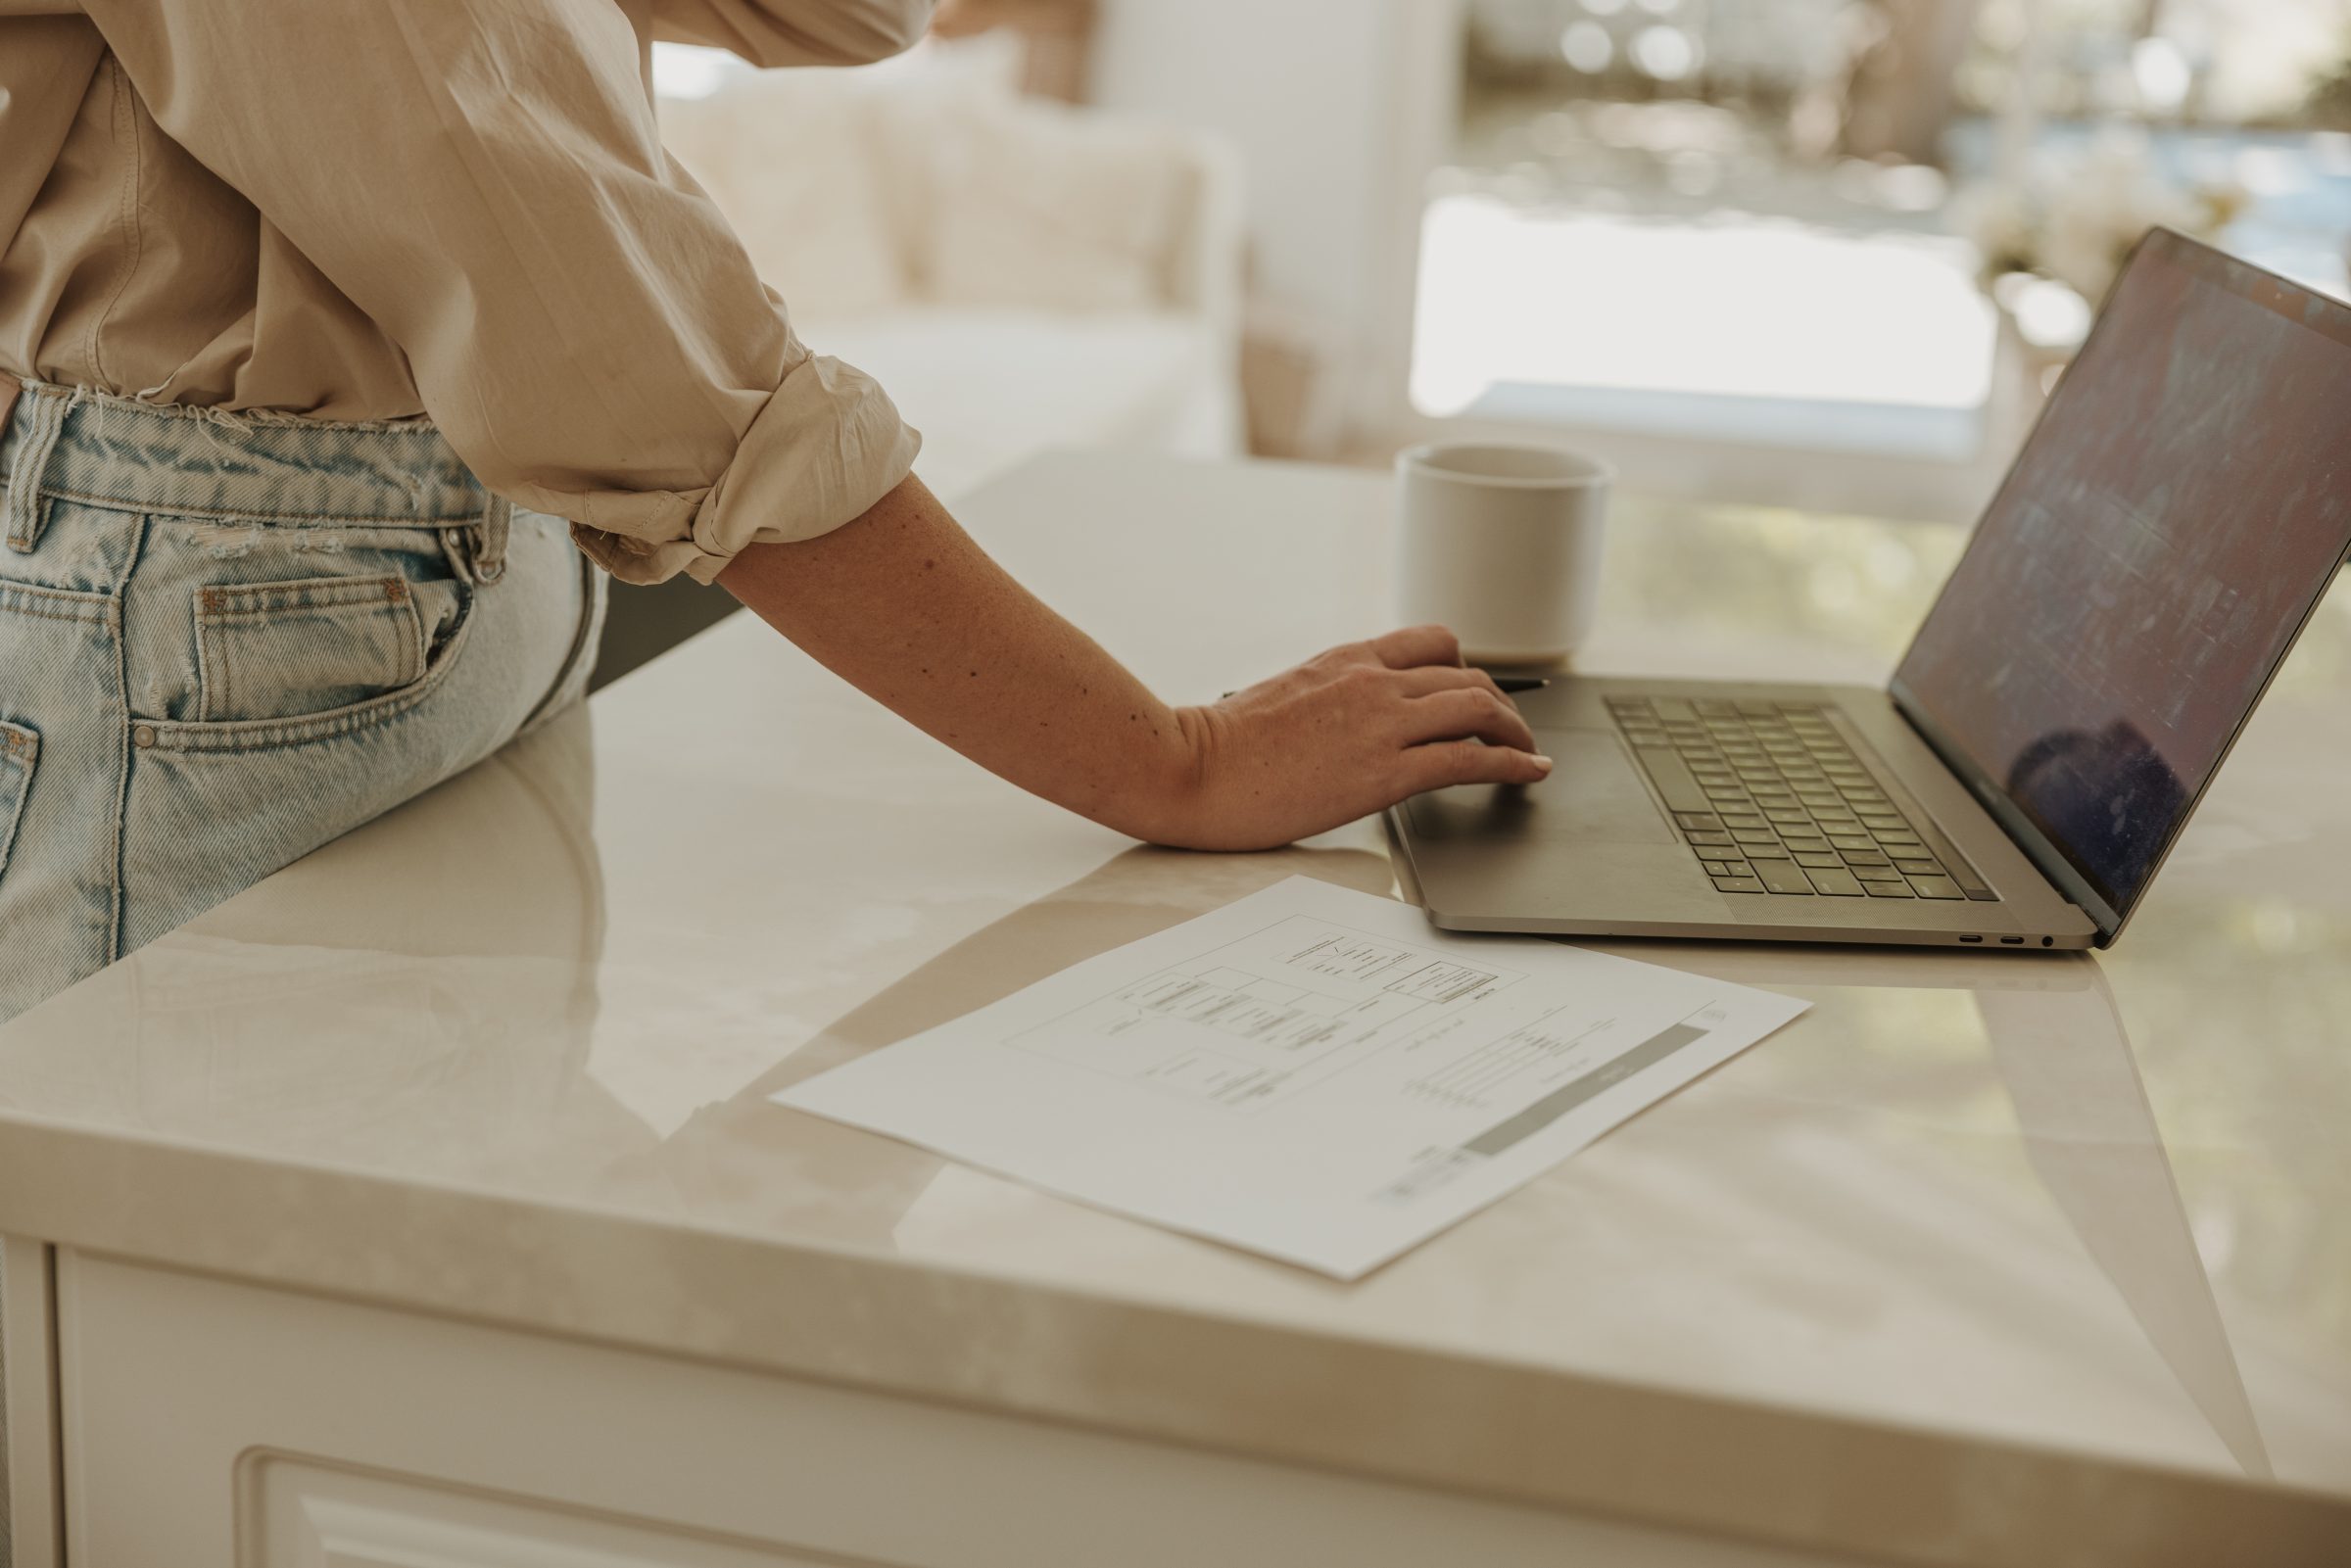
[4,384,69,555]
[474,492,511,585]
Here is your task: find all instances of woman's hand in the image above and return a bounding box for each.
[1150,626,1553,851]
[722,479,1548,854]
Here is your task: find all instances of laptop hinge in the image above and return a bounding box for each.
[1888,683,2123,943]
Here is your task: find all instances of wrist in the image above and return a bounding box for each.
[1123,703,1219,848]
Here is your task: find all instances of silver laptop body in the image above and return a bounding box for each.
[1390,230,2351,951]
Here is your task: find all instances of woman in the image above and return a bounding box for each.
[0,0,1550,1022]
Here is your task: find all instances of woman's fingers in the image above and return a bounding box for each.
[1399,738,1555,795]
[1365,624,1463,670]
[1390,663,1509,700]
[1395,687,1540,754]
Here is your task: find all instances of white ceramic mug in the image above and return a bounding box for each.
[1393,441,1612,666]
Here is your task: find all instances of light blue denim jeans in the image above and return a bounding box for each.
[0,383,604,1021]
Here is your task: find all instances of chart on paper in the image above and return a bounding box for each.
[1009,916,1525,1111]
[778,878,1807,1278]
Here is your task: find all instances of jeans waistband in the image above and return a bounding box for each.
[0,379,509,580]
[0,381,498,529]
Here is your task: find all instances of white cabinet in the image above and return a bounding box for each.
[49,1252,1848,1568]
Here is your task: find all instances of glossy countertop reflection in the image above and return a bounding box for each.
[1,452,2346,1565]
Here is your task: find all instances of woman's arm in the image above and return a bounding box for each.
[718,475,1554,851]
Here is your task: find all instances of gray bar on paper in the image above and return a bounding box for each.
[1461,1023,1709,1158]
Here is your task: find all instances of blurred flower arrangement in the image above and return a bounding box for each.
[1956,128,2247,348]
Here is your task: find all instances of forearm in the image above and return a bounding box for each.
[716,475,1199,838]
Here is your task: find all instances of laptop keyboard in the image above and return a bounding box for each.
[1605,696,1997,901]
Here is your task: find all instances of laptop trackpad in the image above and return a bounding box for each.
[1405,728,1676,844]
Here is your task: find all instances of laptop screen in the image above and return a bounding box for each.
[1892,231,2351,927]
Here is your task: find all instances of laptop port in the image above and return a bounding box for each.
[2000,936,2025,945]
[1958,934,1983,943]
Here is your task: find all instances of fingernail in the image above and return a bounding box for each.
[1532,754,1555,772]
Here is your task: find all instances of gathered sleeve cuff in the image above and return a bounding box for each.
[651,0,937,68]
[570,340,920,586]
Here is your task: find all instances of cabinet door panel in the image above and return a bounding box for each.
[250,1455,846,1568]
[62,1252,1857,1568]
[1,1238,60,1568]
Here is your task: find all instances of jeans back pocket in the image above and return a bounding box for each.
[194,575,449,724]
[0,720,35,887]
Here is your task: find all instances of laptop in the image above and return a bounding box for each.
[1388,229,2351,951]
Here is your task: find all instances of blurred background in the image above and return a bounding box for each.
[1420,0,2350,518]
[604,0,2351,676]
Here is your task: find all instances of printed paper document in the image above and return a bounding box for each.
[776,877,1807,1278]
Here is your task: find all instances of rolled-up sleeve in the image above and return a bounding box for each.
[87,0,922,585]
[653,0,936,67]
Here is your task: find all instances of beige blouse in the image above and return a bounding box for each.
[0,0,932,585]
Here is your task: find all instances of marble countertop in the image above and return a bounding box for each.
[1,451,2346,1565]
